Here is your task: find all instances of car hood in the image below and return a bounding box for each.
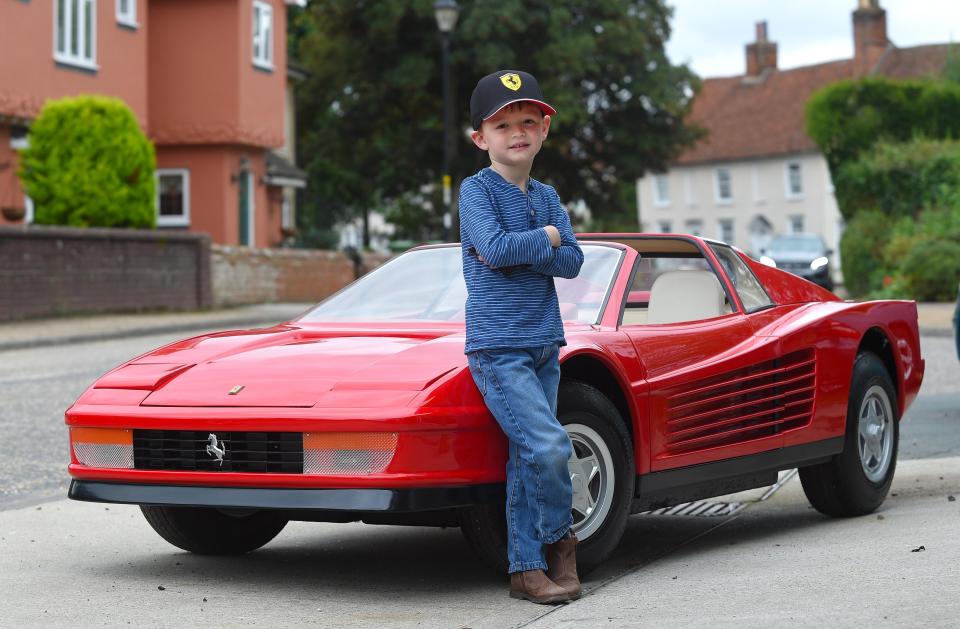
[117,325,468,407]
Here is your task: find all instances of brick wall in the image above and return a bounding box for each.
[0,225,393,319]
[0,226,210,321]
[211,244,390,306]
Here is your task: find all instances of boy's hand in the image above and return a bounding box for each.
[544,225,561,248]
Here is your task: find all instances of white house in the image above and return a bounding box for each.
[637,0,951,282]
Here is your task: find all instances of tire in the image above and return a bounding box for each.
[140,506,288,555]
[460,380,635,574]
[799,351,899,516]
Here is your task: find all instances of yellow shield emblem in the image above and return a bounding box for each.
[499,73,522,91]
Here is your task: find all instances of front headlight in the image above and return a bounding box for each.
[810,256,829,271]
[760,255,777,268]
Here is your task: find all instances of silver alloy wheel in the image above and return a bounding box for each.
[857,384,895,483]
[565,423,615,541]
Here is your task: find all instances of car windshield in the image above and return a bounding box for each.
[300,244,622,324]
[768,235,824,254]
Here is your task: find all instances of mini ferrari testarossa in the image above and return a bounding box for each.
[66,234,924,571]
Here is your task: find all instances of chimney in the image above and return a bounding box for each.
[745,21,778,77]
[853,0,888,70]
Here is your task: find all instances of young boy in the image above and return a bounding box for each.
[459,70,584,604]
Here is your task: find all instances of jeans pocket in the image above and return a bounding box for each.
[467,352,487,397]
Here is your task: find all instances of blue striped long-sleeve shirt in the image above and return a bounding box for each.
[460,167,584,354]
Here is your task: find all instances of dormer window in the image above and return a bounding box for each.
[252,1,274,71]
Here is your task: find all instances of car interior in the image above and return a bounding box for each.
[600,237,736,326]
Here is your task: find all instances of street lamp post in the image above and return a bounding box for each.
[433,0,459,242]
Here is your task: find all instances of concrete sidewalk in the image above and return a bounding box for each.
[0,300,954,352]
[0,302,314,351]
[1,457,956,628]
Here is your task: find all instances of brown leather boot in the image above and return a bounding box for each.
[545,533,581,599]
[509,569,571,604]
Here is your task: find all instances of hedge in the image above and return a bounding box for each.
[806,77,960,172]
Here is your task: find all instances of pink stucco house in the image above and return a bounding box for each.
[0,0,306,247]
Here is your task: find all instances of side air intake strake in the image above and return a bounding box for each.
[664,349,816,453]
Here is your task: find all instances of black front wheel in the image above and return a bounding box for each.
[799,351,899,516]
[140,506,288,555]
[460,380,635,574]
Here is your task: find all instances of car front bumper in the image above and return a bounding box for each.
[69,480,503,512]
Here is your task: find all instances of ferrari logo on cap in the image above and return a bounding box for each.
[500,73,522,91]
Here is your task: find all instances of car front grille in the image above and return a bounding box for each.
[133,430,303,473]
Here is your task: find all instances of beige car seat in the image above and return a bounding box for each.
[647,270,727,324]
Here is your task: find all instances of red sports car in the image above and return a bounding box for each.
[66,234,924,572]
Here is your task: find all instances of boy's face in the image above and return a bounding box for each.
[470,101,551,169]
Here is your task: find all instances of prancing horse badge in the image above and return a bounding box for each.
[500,73,522,91]
[206,433,226,465]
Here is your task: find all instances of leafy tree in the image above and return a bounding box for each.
[18,95,156,228]
[294,0,700,245]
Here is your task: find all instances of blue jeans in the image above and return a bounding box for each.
[467,345,574,573]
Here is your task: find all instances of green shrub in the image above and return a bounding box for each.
[840,209,892,298]
[833,138,960,221]
[898,238,960,301]
[869,206,960,300]
[18,95,156,228]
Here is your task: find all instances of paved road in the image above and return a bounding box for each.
[0,330,200,508]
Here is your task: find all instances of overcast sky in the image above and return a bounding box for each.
[665,0,959,78]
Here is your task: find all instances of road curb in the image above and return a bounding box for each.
[920,327,954,339]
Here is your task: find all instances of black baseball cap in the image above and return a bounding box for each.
[470,70,557,130]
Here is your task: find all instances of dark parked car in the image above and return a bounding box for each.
[760,233,834,291]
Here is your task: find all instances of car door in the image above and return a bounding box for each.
[618,238,786,472]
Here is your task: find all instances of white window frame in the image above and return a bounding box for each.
[54,0,98,70]
[751,164,765,204]
[683,172,695,208]
[785,161,804,199]
[24,196,35,224]
[788,214,805,234]
[116,0,138,28]
[252,1,274,71]
[714,168,733,204]
[717,218,734,244]
[685,219,703,237]
[155,169,191,227]
[652,174,671,207]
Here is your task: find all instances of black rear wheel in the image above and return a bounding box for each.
[140,506,288,555]
[799,351,899,516]
[460,380,634,574]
